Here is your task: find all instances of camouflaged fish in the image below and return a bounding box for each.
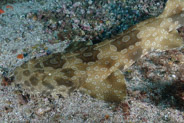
[13,0,184,103]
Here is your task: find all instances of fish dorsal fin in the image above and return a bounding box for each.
[160,0,184,18]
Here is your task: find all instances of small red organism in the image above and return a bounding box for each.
[6,5,13,9]
[0,9,5,14]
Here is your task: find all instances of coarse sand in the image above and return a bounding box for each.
[0,0,184,122]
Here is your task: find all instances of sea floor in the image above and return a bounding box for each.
[0,0,184,122]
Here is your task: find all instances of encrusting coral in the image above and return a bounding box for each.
[12,0,184,103]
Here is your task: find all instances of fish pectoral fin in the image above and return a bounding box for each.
[102,70,127,103]
[80,70,127,103]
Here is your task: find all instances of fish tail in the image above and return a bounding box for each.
[159,0,184,18]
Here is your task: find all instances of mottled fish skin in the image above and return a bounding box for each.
[13,0,184,103]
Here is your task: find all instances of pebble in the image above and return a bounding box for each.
[36,107,52,115]
[88,0,93,5]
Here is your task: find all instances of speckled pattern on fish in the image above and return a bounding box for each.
[13,0,184,103]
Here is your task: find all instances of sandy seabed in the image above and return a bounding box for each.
[0,0,184,122]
